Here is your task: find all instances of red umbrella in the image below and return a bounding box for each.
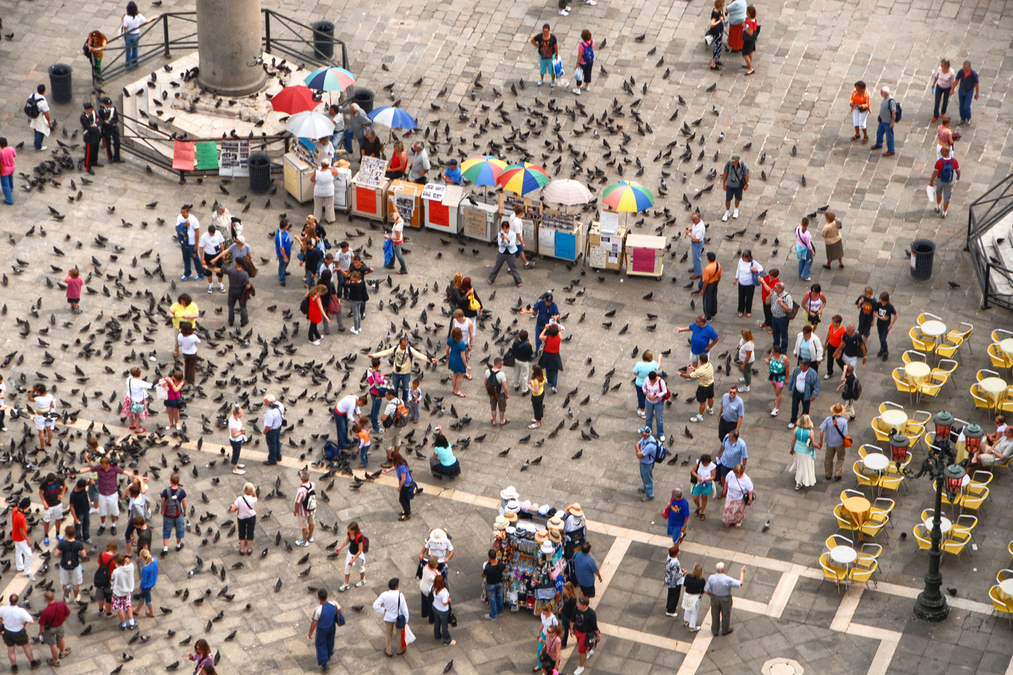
[269,85,321,115]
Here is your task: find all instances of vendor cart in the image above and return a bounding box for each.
[350,156,390,222]
[422,184,464,234]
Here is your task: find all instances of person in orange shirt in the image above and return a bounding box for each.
[354,418,371,470]
[824,315,846,381]
[12,498,34,581]
[700,252,722,320]
[850,80,871,144]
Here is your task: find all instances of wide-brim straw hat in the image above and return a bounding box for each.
[494,516,510,530]
[503,510,518,522]
[547,516,565,531]
[548,529,563,543]
[534,529,549,544]
[500,486,520,501]
[429,528,448,543]
[567,503,584,518]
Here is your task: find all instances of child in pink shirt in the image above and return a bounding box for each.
[64,268,84,313]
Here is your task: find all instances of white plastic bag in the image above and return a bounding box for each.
[926,185,936,204]
[704,34,715,46]
[403,624,416,645]
[155,385,168,401]
[574,66,583,84]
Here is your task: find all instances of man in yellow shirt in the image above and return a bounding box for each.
[681,353,715,423]
[168,293,199,359]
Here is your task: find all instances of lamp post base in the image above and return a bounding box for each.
[913,590,949,622]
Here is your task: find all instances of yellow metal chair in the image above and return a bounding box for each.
[1000,570,1013,584]
[978,368,1001,382]
[909,327,936,353]
[872,498,895,525]
[902,420,926,444]
[988,343,1013,370]
[990,586,1013,628]
[935,336,962,359]
[952,515,978,543]
[860,511,889,542]
[913,524,932,551]
[824,534,853,552]
[991,328,1013,344]
[1000,388,1013,416]
[902,350,928,364]
[871,417,895,443]
[878,470,905,495]
[857,444,883,460]
[941,530,972,567]
[839,488,865,502]
[1008,541,1013,563]
[961,485,988,514]
[892,368,919,404]
[833,504,862,536]
[919,374,946,399]
[851,461,879,493]
[929,362,958,394]
[849,558,878,589]
[971,384,992,415]
[970,470,994,488]
[856,543,882,566]
[911,410,933,426]
[946,322,973,355]
[878,401,904,415]
[917,312,943,326]
[818,553,847,594]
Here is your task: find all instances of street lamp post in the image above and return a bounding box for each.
[912,411,979,622]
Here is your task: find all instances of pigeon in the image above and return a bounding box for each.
[762,520,770,532]
[444,661,454,673]
[571,450,583,460]
[947,281,960,288]
[705,83,717,92]
[684,426,693,439]
[946,587,958,596]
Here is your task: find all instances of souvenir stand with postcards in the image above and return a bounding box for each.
[387,180,424,229]
[497,194,540,254]
[491,488,567,616]
[587,210,627,273]
[537,208,585,262]
[624,233,666,278]
[421,183,464,234]
[283,138,322,204]
[460,195,499,242]
[350,156,391,222]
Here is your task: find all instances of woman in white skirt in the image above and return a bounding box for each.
[681,563,706,632]
[791,414,817,490]
[849,81,871,144]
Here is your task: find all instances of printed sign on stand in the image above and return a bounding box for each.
[219,141,250,177]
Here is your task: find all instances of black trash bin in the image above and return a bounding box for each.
[353,88,375,114]
[311,21,335,60]
[910,239,936,281]
[48,64,73,105]
[248,154,272,195]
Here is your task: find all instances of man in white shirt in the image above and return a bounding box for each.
[262,394,285,466]
[0,593,39,670]
[210,203,235,243]
[198,224,226,294]
[509,204,534,269]
[27,85,51,151]
[372,578,407,657]
[487,221,522,287]
[686,212,706,281]
[419,528,455,570]
[333,394,367,449]
[176,206,203,281]
[408,142,430,184]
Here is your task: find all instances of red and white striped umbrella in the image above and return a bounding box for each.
[542,179,593,206]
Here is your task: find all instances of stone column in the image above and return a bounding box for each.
[195,0,266,97]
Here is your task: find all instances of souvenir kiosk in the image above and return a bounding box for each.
[498,194,540,254]
[538,209,585,263]
[421,184,464,234]
[492,504,565,615]
[624,234,666,278]
[460,196,499,243]
[350,156,390,222]
[283,138,321,204]
[587,210,627,273]
[387,180,424,229]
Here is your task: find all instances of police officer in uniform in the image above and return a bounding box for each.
[99,97,121,163]
[80,102,102,174]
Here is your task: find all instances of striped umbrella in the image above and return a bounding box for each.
[461,155,507,187]
[368,106,418,130]
[543,179,593,206]
[497,162,550,195]
[269,85,321,115]
[303,67,357,93]
[602,181,655,212]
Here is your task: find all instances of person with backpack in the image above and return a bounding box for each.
[768,282,794,356]
[930,145,960,218]
[93,541,119,617]
[294,471,317,548]
[308,588,342,671]
[635,426,659,502]
[25,84,51,152]
[872,86,899,157]
[642,371,668,443]
[55,524,86,603]
[836,363,861,421]
[159,474,188,556]
[380,389,411,468]
[275,218,293,287]
[369,337,437,402]
[485,358,510,427]
[572,29,595,96]
[335,522,367,591]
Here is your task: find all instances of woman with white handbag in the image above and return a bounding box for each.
[124,368,152,434]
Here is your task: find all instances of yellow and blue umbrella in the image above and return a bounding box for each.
[461,155,507,187]
[602,181,654,212]
[497,162,550,195]
[303,67,356,93]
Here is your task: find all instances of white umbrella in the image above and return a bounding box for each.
[284,111,335,139]
[542,179,593,206]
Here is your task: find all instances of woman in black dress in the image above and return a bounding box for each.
[707,0,726,71]
[741,6,758,75]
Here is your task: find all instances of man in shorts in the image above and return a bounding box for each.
[294,471,316,547]
[572,542,602,598]
[55,525,87,602]
[159,474,187,555]
[571,595,599,675]
[39,472,66,547]
[380,390,408,468]
[37,590,70,667]
[721,154,749,222]
[0,593,39,671]
[485,358,509,427]
[681,353,716,423]
[83,452,146,537]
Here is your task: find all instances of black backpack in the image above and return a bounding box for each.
[93,554,115,588]
[300,296,310,317]
[486,370,504,398]
[24,96,40,119]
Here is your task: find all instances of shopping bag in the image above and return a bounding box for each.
[704,34,715,46]
[403,624,416,645]
[926,185,936,204]
[553,58,564,78]
[383,238,394,268]
[155,385,168,401]
[574,66,583,84]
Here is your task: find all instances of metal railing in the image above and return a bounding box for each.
[91,9,348,89]
[967,172,1013,311]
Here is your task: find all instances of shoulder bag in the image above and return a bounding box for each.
[832,417,853,448]
[395,593,407,629]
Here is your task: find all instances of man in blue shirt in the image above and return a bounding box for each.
[951,61,980,126]
[717,386,744,444]
[441,158,462,185]
[275,218,292,287]
[520,291,560,351]
[715,430,748,498]
[663,489,690,542]
[572,542,602,598]
[635,426,658,502]
[677,316,720,365]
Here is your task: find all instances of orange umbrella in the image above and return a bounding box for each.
[269,85,321,115]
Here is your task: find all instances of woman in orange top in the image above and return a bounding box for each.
[84,30,108,78]
[385,141,408,180]
[936,116,956,160]
[850,80,871,143]
[824,314,846,380]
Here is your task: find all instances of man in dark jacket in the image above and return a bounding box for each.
[80,102,102,174]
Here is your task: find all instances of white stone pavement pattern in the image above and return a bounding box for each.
[1,0,1013,674]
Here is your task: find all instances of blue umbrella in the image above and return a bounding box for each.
[368,106,418,131]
